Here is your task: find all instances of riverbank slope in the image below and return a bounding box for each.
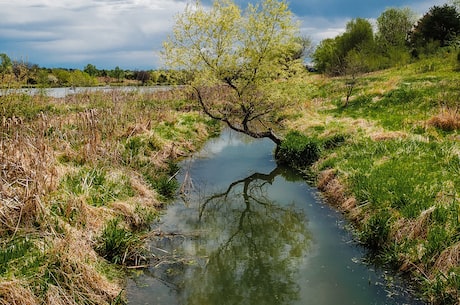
[285,54,459,304]
[0,88,219,304]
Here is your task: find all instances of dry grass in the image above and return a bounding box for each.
[0,279,39,305]
[434,242,460,274]
[317,169,357,212]
[428,106,460,131]
[393,206,436,243]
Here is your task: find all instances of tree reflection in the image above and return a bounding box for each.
[177,166,311,305]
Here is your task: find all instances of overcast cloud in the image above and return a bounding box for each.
[0,0,448,70]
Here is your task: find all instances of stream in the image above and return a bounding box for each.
[127,129,424,305]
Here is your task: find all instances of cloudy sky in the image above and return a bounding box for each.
[0,0,447,70]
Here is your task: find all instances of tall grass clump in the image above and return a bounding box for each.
[95,218,145,265]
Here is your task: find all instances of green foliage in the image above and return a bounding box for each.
[313,18,374,76]
[151,175,179,199]
[83,63,98,77]
[69,70,97,87]
[276,131,320,168]
[376,7,416,48]
[359,210,392,250]
[95,218,143,265]
[0,238,35,274]
[0,53,12,78]
[122,135,160,166]
[163,0,304,144]
[410,4,460,49]
[0,93,57,120]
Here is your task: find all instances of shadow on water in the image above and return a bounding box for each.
[127,130,424,305]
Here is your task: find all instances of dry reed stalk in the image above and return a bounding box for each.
[393,206,436,243]
[317,169,347,208]
[0,279,39,305]
[0,117,56,232]
[44,236,121,305]
[434,242,460,274]
[370,131,407,141]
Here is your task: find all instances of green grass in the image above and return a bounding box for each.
[60,167,135,207]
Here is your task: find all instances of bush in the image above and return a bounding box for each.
[276,131,320,169]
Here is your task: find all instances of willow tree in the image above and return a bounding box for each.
[162,0,306,146]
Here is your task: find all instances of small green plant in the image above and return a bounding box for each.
[0,238,34,274]
[95,218,143,265]
[359,210,392,251]
[152,175,179,199]
[276,131,320,169]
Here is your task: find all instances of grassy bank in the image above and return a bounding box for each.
[0,88,218,304]
[285,54,459,304]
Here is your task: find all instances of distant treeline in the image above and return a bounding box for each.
[312,3,460,76]
[0,56,191,88]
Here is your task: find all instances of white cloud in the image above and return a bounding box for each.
[0,0,188,69]
[299,17,348,44]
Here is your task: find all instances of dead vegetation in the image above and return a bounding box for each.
[428,106,460,131]
[0,88,216,304]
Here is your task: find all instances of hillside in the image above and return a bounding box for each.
[285,54,460,304]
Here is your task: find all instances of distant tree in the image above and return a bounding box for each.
[377,8,416,48]
[84,64,98,77]
[313,18,374,76]
[163,0,305,145]
[312,38,342,75]
[52,69,71,86]
[0,53,12,81]
[111,66,125,82]
[339,18,374,55]
[134,70,150,85]
[12,60,28,83]
[69,70,96,87]
[410,5,460,49]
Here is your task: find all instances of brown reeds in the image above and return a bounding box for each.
[0,88,216,304]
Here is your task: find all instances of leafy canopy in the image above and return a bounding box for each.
[410,4,460,48]
[376,7,416,48]
[163,0,306,145]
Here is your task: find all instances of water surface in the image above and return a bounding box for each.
[127,130,423,305]
[1,86,170,98]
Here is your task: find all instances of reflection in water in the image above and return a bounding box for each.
[128,130,423,305]
[180,166,311,305]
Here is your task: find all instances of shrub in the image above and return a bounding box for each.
[276,131,320,169]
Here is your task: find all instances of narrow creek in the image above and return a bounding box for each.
[127,129,424,305]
